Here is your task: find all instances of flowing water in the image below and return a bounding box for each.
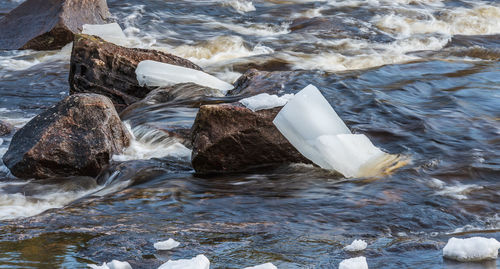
[0,0,499,268]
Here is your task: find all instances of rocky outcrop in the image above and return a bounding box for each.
[228,69,297,97]
[0,0,111,50]
[2,94,131,179]
[0,121,13,136]
[69,34,202,111]
[191,103,311,173]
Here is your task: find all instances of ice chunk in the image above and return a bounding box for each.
[344,239,368,252]
[157,254,210,269]
[339,256,368,269]
[443,237,500,262]
[88,260,132,269]
[154,238,180,250]
[82,23,128,46]
[136,60,234,95]
[273,84,399,178]
[239,93,294,112]
[243,263,278,269]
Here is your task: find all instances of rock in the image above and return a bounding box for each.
[228,69,297,97]
[0,120,13,136]
[69,34,202,111]
[2,94,131,179]
[0,0,111,50]
[191,103,311,173]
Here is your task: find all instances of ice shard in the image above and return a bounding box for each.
[273,84,398,178]
[135,60,234,95]
[157,254,210,269]
[82,23,128,46]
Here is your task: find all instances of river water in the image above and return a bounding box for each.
[0,0,499,268]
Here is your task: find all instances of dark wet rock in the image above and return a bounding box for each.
[191,103,311,173]
[0,0,111,50]
[0,120,13,136]
[439,34,500,60]
[228,69,298,97]
[2,94,131,179]
[69,34,202,111]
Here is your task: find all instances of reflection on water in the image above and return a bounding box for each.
[0,0,499,268]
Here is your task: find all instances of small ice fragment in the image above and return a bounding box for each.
[239,93,294,111]
[344,239,368,252]
[82,23,128,46]
[339,256,368,269]
[157,254,210,269]
[443,237,500,262]
[88,260,132,269]
[154,238,180,250]
[136,60,234,95]
[243,263,278,269]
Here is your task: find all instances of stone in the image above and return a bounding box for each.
[0,120,13,136]
[0,0,111,50]
[228,69,297,97]
[2,94,131,179]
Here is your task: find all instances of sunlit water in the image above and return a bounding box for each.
[0,0,499,268]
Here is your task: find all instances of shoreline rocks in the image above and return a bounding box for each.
[69,34,202,111]
[191,103,311,174]
[0,0,111,50]
[2,94,131,179]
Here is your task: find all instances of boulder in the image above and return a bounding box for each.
[191,103,311,173]
[69,34,202,111]
[0,0,111,50]
[228,69,297,97]
[2,94,131,179]
[0,120,13,136]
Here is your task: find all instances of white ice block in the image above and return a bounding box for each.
[243,263,278,269]
[239,93,294,112]
[443,237,500,262]
[157,254,210,269]
[344,239,368,252]
[82,23,128,46]
[339,256,368,269]
[88,260,132,269]
[136,60,234,95]
[154,238,180,250]
[273,84,395,178]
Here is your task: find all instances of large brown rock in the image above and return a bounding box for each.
[191,103,311,173]
[0,0,111,50]
[2,94,131,179]
[69,34,202,111]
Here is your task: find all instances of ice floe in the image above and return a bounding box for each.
[154,238,180,250]
[344,239,368,252]
[239,93,294,111]
[135,60,234,95]
[273,84,401,178]
[443,237,500,262]
[88,260,132,269]
[339,256,368,269]
[243,263,277,269]
[82,23,130,47]
[157,254,210,269]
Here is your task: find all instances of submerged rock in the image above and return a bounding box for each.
[0,0,111,50]
[69,34,201,111]
[228,69,298,97]
[191,103,310,174]
[0,120,13,136]
[3,94,131,179]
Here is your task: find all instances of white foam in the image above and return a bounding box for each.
[223,0,256,13]
[239,93,294,112]
[0,43,72,74]
[157,254,210,269]
[429,178,483,200]
[154,238,180,250]
[344,240,368,252]
[443,237,500,262]
[243,263,277,269]
[135,60,234,95]
[88,260,132,269]
[339,256,368,269]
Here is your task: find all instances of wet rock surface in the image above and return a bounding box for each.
[2,94,131,179]
[0,120,13,136]
[191,103,311,174]
[69,34,202,111]
[0,0,111,50]
[228,69,298,97]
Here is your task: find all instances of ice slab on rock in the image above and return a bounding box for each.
[344,239,368,252]
[82,23,129,46]
[273,84,398,178]
[443,237,500,262]
[243,263,278,269]
[136,60,234,95]
[339,256,368,269]
[88,260,132,269]
[157,254,210,269]
[239,93,294,111]
[154,238,180,250]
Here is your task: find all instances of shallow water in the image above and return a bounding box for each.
[0,0,499,268]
